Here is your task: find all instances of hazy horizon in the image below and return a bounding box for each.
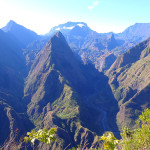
[0,0,150,34]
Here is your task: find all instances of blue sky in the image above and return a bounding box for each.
[0,0,150,34]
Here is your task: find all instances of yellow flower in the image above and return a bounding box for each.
[100,135,107,141]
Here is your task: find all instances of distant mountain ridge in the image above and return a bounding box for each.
[47,21,89,36]
[2,20,150,72]
[46,22,150,72]
[116,23,150,41]
[2,20,39,47]
[113,23,150,55]
[46,21,119,71]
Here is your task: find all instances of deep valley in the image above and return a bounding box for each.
[0,20,150,149]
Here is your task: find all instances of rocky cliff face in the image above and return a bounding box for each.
[0,29,34,149]
[24,31,118,149]
[107,38,150,129]
[0,101,34,148]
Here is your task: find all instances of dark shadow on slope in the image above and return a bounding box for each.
[0,103,10,145]
[78,62,120,138]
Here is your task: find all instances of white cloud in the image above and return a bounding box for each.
[88,0,99,10]
[94,0,99,5]
[88,6,94,10]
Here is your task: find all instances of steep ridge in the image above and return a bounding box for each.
[107,37,150,75]
[114,23,150,55]
[0,29,26,105]
[117,83,150,128]
[116,23,150,41]
[1,20,42,71]
[25,31,87,101]
[107,37,150,129]
[24,32,118,149]
[0,30,34,148]
[0,101,34,148]
[2,20,39,47]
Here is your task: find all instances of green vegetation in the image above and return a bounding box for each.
[100,108,150,150]
[24,128,56,146]
[107,38,150,130]
[52,84,80,119]
[100,132,119,150]
[23,108,150,150]
[120,108,150,150]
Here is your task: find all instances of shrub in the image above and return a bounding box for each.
[120,108,150,150]
[101,108,150,150]
[24,128,56,146]
[100,132,119,150]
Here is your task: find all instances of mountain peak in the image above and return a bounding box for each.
[8,20,17,24]
[55,31,64,39]
[50,31,67,47]
[1,20,38,46]
[107,33,115,40]
[2,20,18,32]
[25,31,88,102]
[7,20,17,26]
